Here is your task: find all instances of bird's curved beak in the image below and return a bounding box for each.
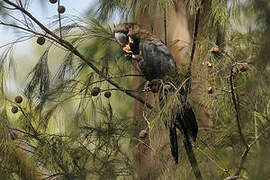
[114,32,132,53]
[123,44,131,52]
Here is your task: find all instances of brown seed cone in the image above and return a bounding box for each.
[11,106,18,114]
[91,87,101,96]
[49,0,57,4]
[58,5,66,14]
[15,96,23,104]
[104,91,111,98]
[37,37,45,45]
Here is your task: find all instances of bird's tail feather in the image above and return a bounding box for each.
[183,105,198,142]
[169,122,179,164]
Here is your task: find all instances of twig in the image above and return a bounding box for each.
[2,5,16,10]
[226,124,269,180]
[2,0,153,109]
[0,35,33,49]
[57,0,63,39]
[186,0,205,98]
[101,88,146,93]
[224,175,248,180]
[229,65,251,177]
[196,147,229,175]
[142,89,153,150]
[17,0,30,28]
[163,6,167,45]
[5,13,30,27]
[133,137,156,153]
[230,66,248,148]
[254,102,260,150]
[0,22,58,43]
[234,145,250,176]
[41,173,65,180]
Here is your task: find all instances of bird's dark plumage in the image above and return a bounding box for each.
[114,23,176,80]
[114,23,198,163]
[139,39,177,80]
[169,121,179,163]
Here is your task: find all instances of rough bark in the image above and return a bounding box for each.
[189,0,213,129]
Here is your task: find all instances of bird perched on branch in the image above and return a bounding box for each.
[114,23,198,164]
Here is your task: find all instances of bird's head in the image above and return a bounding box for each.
[114,23,139,46]
[114,23,140,53]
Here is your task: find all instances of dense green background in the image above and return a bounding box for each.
[0,0,269,179]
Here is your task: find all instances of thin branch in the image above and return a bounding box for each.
[254,102,260,150]
[230,66,248,149]
[2,5,16,10]
[133,137,156,153]
[17,0,30,28]
[142,90,153,150]
[0,22,58,43]
[2,0,153,109]
[101,88,147,93]
[234,128,267,178]
[234,145,250,176]
[224,176,248,180]
[5,13,30,27]
[163,6,167,45]
[228,64,266,177]
[41,173,65,180]
[230,124,269,180]
[57,0,63,38]
[196,147,229,175]
[0,35,33,49]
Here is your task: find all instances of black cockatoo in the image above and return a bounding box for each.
[114,23,198,164]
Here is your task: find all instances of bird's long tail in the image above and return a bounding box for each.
[183,104,198,142]
[169,121,179,164]
[175,105,202,179]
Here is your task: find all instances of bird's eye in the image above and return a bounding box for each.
[115,32,128,45]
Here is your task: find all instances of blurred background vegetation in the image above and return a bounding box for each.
[0,0,270,180]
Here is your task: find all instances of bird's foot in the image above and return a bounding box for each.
[143,81,151,92]
[148,79,162,93]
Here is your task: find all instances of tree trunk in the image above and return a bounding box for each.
[130,0,213,179]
